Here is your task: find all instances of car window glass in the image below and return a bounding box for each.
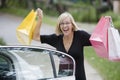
[0,55,16,80]
[52,53,74,78]
[9,48,54,80]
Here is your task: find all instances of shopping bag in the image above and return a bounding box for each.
[108,25,120,61]
[16,10,37,45]
[89,16,110,58]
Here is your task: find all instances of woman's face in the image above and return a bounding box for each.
[59,17,73,36]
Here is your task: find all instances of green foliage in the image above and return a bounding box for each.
[1,0,98,23]
[0,38,6,45]
[43,8,59,17]
[71,1,91,8]
[6,0,29,9]
[114,20,120,29]
[0,7,29,17]
[43,15,57,26]
[69,5,97,23]
[100,11,120,29]
[84,47,120,80]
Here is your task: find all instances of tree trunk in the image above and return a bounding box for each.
[113,1,120,14]
[0,0,6,8]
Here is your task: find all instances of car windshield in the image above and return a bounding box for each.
[0,47,75,80]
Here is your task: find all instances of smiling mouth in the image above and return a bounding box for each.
[63,28,69,31]
[63,29,69,33]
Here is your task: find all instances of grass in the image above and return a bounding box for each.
[1,7,120,80]
[84,47,120,80]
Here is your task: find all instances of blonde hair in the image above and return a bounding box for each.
[55,12,79,35]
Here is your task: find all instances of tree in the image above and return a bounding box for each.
[113,0,120,14]
[0,0,7,8]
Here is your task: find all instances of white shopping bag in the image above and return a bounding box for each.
[108,26,120,61]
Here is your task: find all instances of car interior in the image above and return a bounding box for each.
[0,52,16,80]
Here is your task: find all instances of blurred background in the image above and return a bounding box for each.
[0,0,120,27]
[0,0,120,28]
[0,0,120,80]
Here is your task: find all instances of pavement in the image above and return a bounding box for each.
[0,12,103,80]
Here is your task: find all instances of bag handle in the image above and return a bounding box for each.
[105,16,114,28]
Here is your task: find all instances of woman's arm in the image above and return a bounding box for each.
[33,8,43,41]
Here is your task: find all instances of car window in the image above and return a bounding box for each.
[10,49,54,80]
[52,53,74,78]
[0,54,16,80]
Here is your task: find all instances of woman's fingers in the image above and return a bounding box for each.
[37,8,43,19]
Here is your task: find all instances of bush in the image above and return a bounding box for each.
[100,11,120,29]
[69,6,97,23]
[0,38,6,45]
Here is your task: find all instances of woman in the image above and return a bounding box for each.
[33,8,91,80]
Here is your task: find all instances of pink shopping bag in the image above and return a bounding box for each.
[89,16,110,58]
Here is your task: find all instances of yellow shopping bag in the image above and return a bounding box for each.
[16,10,37,45]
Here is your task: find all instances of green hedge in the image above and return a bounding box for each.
[100,11,120,29]
[0,38,6,45]
[68,5,97,23]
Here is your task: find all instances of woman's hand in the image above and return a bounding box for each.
[33,8,43,41]
[36,8,43,20]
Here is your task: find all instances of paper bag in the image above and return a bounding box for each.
[16,10,37,45]
[90,16,110,58]
[108,26,120,61]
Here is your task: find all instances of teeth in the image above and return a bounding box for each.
[64,30,68,31]
[64,29,68,31]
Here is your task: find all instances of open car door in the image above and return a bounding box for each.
[0,45,75,80]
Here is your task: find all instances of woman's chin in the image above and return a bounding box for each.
[63,32,70,36]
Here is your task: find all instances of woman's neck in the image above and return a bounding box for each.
[63,32,74,40]
[63,32,74,52]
